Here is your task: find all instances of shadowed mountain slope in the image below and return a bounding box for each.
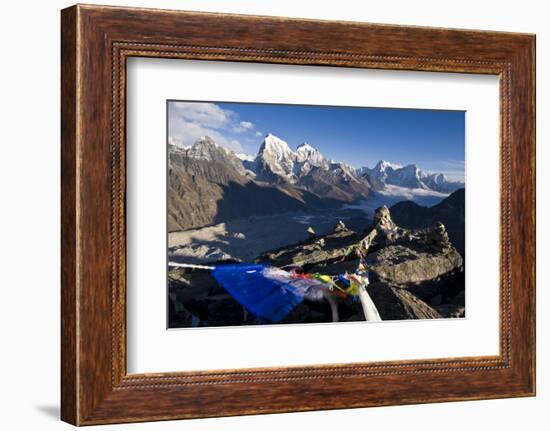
[390,188,465,254]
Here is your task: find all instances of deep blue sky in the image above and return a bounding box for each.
[168,101,465,181]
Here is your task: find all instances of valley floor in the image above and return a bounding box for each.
[168,189,450,265]
[169,207,370,264]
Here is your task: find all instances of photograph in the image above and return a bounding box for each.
[167,101,466,328]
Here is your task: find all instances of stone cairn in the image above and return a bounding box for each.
[373,205,406,243]
[373,206,397,232]
[306,226,325,247]
[334,220,348,233]
[426,221,452,252]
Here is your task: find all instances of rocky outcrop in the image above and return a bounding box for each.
[169,205,464,327]
[368,282,442,320]
[256,227,360,269]
[364,205,463,286]
[368,245,462,285]
[255,205,464,321]
[168,141,247,231]
[390,188,465,255]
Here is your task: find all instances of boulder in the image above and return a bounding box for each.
[406,267,465,304]
[368,282,442,320]
[367,244,463,285]
[256,228,360,269]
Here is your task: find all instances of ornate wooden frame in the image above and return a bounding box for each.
[61,4,536,425]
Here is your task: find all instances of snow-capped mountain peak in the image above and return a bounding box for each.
[421,171,463,193]
[182,136,248,175]
[175,134,464,203]
[235,153,255,162]
[376,160,401,171]
[400,163,419,174]
[359,159,463,193]
[328,161,362,184]
[185,136,220,160]
[389,164,426,189]
[423,172,447,184]
[255,135,334,182]
[259,133,294,159]
[360,159,402,182]
[295,142,328,169]
[254,133,296,182]
[296,142,314,151]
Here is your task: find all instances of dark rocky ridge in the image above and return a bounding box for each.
[390,188,465,255]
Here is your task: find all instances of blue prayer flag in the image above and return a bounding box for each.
[212,264,323,322]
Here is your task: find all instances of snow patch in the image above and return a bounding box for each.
[236,153,255,162]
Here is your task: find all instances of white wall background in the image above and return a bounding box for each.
[0,0,546,429]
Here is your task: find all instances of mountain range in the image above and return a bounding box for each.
[168,133,464,231]
[240,133,463,193]
[362,160,464,193]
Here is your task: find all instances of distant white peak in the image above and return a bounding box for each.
[258,133,293,159]
[329,160,355,173]
[264,133,290,147]
[401,163,419,172]
[236,153,255,162]
[328,161,361,183]
[168,143,187,156]
[193,136,241,155]
[168,136,191,151]
[336,160,354,169]
[193,135,217,147]
[186,136,224,160]
[397,164,423,180]
[424,172,447,183]
[296,142,315,152]
[374,160,402,171]
[295,142,327,165]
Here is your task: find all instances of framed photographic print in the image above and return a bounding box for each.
[61,4,536,425]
